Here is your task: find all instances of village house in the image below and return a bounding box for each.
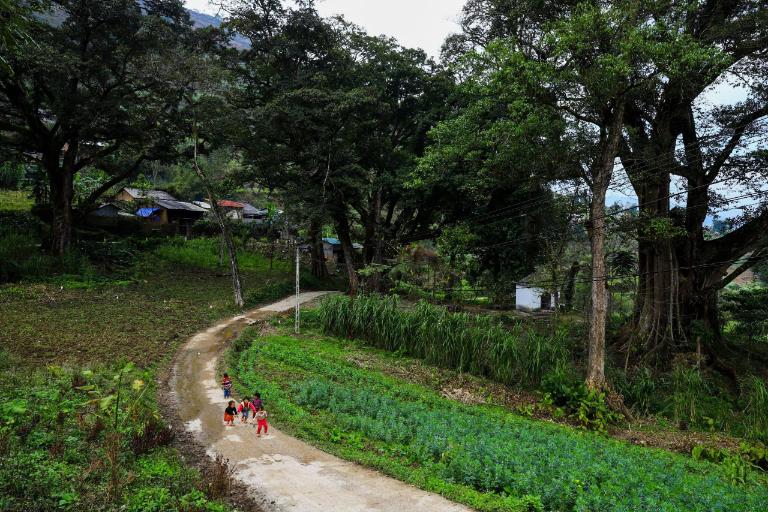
[515,283,557,312]
[322,237,363,265]
[84,203,137,227]
[114,187,177,202]
[115,188,206,235]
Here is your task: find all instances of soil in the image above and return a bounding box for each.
[165,292,471,512]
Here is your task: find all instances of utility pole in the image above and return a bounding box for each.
[295,243,300,334]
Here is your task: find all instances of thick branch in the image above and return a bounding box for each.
[703,208,768,267]
[80,155,146,211]
[720,248,767,289]
[707,105,768,180]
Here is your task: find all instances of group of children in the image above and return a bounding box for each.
[221,373,270,436]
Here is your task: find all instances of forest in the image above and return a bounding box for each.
[1,0,767,511]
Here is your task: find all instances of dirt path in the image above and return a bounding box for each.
[171,292,472,512]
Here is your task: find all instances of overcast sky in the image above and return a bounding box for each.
[184,0,465,58]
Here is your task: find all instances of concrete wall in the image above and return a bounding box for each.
[516,285,548,311]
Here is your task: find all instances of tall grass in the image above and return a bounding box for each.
[743,375,768,442]
[671,364,707,424]
[318,294,570,387]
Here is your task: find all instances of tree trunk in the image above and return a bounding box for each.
[190,120,244,308]
[587,184,609,389]
[308,216,329,279]
[586,104,624,390]
[446,254,457,303]
[49,168,74,255]
[334,210,359,295]
[211,204,244,308]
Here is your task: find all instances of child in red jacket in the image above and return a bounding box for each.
[238,398,256,423]
[254,406,269,437]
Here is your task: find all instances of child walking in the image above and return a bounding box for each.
[252,392,263,410]
[224,401,237,426]
[221,373,233,399]
[238,398,256,423]
[254,406,269,437]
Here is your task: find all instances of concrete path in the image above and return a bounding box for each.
[172,292,472,512]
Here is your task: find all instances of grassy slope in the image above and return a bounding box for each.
[0,190,33,213]
[228,321,768,512]
[0,242,294,511]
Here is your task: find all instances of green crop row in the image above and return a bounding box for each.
[318,294,571,387]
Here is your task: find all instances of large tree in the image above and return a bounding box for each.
[445,0,760,373]
[0,0,193,253]
[224,2,449,292]
[618,1,768,364]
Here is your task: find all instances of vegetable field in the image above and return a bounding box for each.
[230,329,768,512]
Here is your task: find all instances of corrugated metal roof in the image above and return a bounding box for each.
[154,199,207,212]
[323,237,363,250]
[122,187,177,201]
[241,203,267,216]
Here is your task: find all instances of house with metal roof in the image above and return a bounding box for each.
[322,237,363,265]
[134,199,206,236]
[115,187,178,202]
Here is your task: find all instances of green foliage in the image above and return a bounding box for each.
[153,237,291,273]
[742,376,768,443]
[0,162,24,189]
[619,367,658,415]
[671,364,707,425]
[0,360,226,511]
[232,333,768,512]
[541,366,622,433]
[721,286,768,343]
[0,226,98,283]
[318,294,570,387]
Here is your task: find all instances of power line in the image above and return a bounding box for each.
[398,128,768,244]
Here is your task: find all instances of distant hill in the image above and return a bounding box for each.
[39,4,251,49]
[187,8,251,49]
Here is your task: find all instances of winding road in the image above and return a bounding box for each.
[170,292,471,512]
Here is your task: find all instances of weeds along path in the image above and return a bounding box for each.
[170,292,472,512]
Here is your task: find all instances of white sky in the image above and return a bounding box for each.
[184,0,465,58]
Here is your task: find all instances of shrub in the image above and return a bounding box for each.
[721,286,768,343]
[542,366,622,433]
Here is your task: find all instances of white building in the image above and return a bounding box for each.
[516,284,556,311]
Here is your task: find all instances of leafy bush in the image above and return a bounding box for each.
[318,294,571,387]
[0,358,226,511]
[617,366,657,415]
[541,366,622,433]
